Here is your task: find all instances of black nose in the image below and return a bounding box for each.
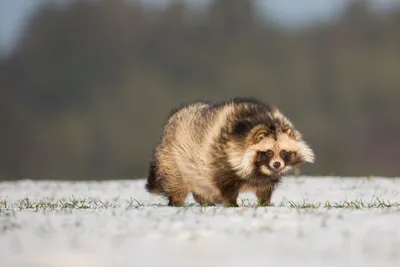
[273,162,281,169]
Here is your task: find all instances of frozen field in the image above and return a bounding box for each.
[1,176,400,267]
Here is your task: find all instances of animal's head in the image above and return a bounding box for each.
[227,108,315,178]
[248,122,314,176]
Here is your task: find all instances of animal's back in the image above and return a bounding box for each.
[158,102,216,190]
[163,101,211,150]
[145,102,213,198]
[147,100,237,204]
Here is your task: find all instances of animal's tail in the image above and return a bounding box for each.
[145,160,163,194]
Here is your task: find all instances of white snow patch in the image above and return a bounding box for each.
[0,176,400,267]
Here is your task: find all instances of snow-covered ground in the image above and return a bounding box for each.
[0,176,400,267]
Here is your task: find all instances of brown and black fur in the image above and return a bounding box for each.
[145,97,315,207]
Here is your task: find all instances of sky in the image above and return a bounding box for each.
[0,0,398,57]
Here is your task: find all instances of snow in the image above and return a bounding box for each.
[0,176,400,267]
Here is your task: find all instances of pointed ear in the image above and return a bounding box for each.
[251,124,269,143]
[281,124,298,140]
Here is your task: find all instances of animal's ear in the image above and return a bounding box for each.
[252,124,269,143]
[281,124,297,139]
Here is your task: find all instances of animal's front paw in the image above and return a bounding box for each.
[223,200,239,208]
[257,200,272,207]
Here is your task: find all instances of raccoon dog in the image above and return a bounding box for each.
[145,97,315,207]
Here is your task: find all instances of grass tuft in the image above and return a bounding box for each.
[0,197,399,211]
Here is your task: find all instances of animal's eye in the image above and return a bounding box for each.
[280,150,288,157]
[265,150,273,157]
[259,150,273,161]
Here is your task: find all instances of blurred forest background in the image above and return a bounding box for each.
[0,0,399,180]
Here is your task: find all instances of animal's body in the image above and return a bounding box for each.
[145,97,315,207]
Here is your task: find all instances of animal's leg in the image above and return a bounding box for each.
[219,186,240,207]
[256,186,274,206]
[192,193,216,206]
[167,188,188,207]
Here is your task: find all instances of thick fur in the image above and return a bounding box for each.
[145,97,315,207]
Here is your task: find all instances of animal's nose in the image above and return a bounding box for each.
[273,162,281,169]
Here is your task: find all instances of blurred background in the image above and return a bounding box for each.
[0,0,399,181]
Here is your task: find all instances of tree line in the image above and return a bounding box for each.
[1,0,399,180]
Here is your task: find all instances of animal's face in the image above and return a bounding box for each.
[257,148,294,174]
[250,124,315,176]
[253,137,300,176]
